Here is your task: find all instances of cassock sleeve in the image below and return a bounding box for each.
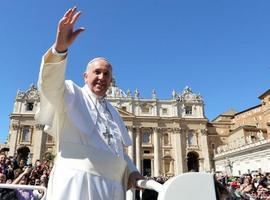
[35,48,67,135]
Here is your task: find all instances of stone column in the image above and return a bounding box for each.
[127,127,135,162]
[135,127,141,172]
[173,128,187,174]
[200,128,211,171]
[180,129,188,173]
[199,158,204,172]
[151,159,154,177]
[153,127,161,176]
[170,160,174,174]
[8,123,20,157]
[33,124,46,162]
[185,156,189,172]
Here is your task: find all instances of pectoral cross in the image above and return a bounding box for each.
[103,127,113,145]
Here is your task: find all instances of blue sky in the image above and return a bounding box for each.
[0,0,269,143]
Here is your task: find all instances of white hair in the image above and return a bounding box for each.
[85,57,112,72]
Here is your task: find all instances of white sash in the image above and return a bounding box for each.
[54,142,127,182]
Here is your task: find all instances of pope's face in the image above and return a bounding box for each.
[84,59,112,97]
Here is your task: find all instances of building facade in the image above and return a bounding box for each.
[212,89,270,175]
[5,83,270,176]
[7,84,55,163]
[6,83,213,177]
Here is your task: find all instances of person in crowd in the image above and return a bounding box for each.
[5,156,15,180]
[33,160,43,177]
[12,166,36,200]
[35,6,143,200]
[0,172,18,200]
[216,172,270,199]
[33,178,44,199]
[256,183,269,199]
[238,174,254,196]
[18,159,27,170]
[214,178,232,200]
[0,172,7,183]
[0,152,8,175]
[12,166,32,185]
[2,156,50,199]
[14,168,23,179]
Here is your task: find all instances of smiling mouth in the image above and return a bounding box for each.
[95,83,107,89]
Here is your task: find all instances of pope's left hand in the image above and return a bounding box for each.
[128,171,145,189]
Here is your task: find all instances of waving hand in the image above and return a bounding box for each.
[54,7,85,52]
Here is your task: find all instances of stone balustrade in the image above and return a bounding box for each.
[214,138,270,158]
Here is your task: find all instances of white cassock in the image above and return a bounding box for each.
[35,49,137,200]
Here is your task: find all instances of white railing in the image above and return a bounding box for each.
[135,172,217,200]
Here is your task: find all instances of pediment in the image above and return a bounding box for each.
[16,84,39,101]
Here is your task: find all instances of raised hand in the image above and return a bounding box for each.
[54,7,85,52]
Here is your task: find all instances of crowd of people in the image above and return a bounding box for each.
[139,172,270,200]
[1,145,270,200]
[216,172,270,199]
[0,151,51,200]
[0,147,170,200]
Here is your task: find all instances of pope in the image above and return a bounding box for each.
[36,6,143,200]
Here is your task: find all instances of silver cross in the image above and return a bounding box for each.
[103,127,113,145]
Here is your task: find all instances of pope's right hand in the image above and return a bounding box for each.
[54,6,85,52]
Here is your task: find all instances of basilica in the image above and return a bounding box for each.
[4,82,270,177]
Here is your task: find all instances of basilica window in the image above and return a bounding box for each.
[162,108,168,115]
[163,133,169,145]
[250,134,256,142]
[26,102,34,111]
[21,127,31,143]
[185,105,192,115]
[142,132,151,144]
[141,106,150,114]
[187,132,197,146]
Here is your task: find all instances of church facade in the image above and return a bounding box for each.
[7,84,55,164]
[6,83,213,177]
